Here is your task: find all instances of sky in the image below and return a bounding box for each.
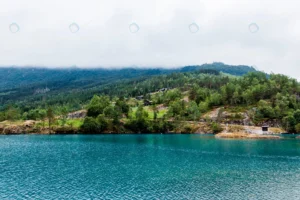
[1,0,300,78]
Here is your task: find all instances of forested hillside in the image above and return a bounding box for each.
[0,63,256,110]
[0,62,255,90]
[1,63,300,134]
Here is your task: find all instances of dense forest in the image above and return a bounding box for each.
[1,63,300,134]
[0,62,255,109]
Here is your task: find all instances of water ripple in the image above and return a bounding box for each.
[0,135,300,199]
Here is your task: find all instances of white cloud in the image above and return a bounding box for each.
[0,0,299,78]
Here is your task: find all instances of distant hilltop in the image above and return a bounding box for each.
[0,62,256,91]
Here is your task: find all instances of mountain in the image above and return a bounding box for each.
[0,62,256,90]
[0,63,256,110]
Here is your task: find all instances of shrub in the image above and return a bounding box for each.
[211,122,223,134]
[295,123,300,133]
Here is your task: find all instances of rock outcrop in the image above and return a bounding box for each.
[3,125,23,134]
[67,110,87,119]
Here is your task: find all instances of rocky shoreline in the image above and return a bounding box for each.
[215,132,282,139]
[0,120,292,140]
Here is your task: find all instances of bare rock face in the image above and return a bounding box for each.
[23,120,35,128]
[67,110,87,119]
[3,125,23,134]
[0,125,4,134]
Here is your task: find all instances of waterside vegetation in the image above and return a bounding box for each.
[1,63,300,136]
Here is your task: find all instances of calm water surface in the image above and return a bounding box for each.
[1,134,300,200]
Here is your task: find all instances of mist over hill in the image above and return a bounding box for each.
[0,62,256,91]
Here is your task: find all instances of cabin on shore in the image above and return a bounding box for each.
[262,125,269,133]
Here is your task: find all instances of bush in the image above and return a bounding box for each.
[182,124,193,133]
[295,123,300,133]
[81,115,108,133]
[228,125,244,132]
[282,115,296,133]
[211,122,223,134]
[199,101,209,113]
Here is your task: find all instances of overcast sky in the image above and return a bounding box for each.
[1,0,300,78]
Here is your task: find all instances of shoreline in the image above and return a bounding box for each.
[0,131,298,140]
[1,119,295,139]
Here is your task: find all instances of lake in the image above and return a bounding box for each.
[1,134,300,199]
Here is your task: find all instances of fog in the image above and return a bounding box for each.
[1,0,300,78]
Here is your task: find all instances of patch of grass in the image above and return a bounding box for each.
[224,105,249,113]
[129,106,168,120]
[0,120,24,126]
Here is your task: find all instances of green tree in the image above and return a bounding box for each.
[47,107,55,133]
[199,101,209,113]
[283,115,296,133]
[39,109,47,129]
[5,106,21,121]
[293,110,300,123]
[209,92,222,106]
[81,117,99,133]
[211,122,223,134]
[61,106,68,127]
[187,101,200,121]
[0,112,5,122]
[87,95,110,117]
[295,123,300,133]
[257,100,275,118]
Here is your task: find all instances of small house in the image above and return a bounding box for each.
[262,126,269,132]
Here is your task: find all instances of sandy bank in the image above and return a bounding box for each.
[216,132,281,139]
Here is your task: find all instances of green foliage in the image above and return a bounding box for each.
[0,112,5,122]
[115,99,129,115]
[256,100,275,119]
[81,115,108,133]
[81,117,100,133]
[87,95,110,117]
[2,63,300,133]
[4,107,21,121]
[167,100,184,117]
[186,101,200,121]
[283,115,296,133]
[210,122,223,134]
[199,101,209,113]
[182,124,193,133]
[295,123,300,133]
[165,89,182,104]
[135,105,148,120]
[47,107,55,131]
[293,110,300,123]
[209,92,222,106]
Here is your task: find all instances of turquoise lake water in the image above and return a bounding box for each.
[1,134,300,199]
